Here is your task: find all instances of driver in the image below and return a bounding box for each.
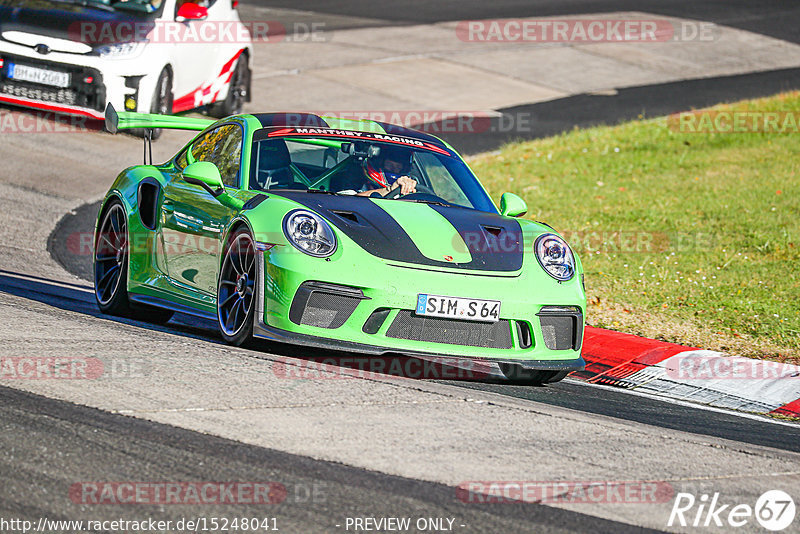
[356,147,417,197]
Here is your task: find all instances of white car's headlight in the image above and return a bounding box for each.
[283,210,337,257]
[96,42,145,58]
[535,233,575,281]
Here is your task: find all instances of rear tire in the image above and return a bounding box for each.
[94,201,133,316]
[499,363,568,385]
[94,200,174,324]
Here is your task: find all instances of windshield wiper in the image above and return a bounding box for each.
[305,188,338,195]
[402,199,452,208]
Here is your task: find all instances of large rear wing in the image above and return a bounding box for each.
[104,103,215,134]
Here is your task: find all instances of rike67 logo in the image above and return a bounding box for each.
[668,490,796,531]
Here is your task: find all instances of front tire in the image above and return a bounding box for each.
[217,228,257,346]
[499,363,568,385]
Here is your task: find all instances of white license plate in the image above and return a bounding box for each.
[7,62,70,88]
[416,294,501,323]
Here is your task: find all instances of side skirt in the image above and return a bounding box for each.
[129,293,217,322]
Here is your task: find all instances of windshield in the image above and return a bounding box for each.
[0,0,164,16]
[248,134,497,213]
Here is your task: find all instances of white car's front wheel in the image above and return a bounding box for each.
[150,68,173,139]
[129,68,172,140]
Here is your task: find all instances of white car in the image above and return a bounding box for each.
[0,0,252,127]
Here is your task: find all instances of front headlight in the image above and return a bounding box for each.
[95,42,145,58]
[283,210,337,258]
[534,233,575,281]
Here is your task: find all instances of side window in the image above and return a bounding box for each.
[175,147,189,170]
[187,124,243,188]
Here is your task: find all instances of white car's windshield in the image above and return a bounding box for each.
[0,0,163,15]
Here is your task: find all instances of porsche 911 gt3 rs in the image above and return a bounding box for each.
[94,104,586,384]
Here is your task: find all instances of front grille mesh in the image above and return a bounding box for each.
[386,310,513,349]
[1,81,78,105]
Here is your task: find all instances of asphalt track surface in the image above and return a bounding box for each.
[256,0,800,45]
[255,0,800,154]
[1,384,653,534]
[48,203,800,454]
[435,67,800,155]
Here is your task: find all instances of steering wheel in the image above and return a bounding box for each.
[384,183,435,199]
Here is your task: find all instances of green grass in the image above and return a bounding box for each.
[470,92,800,360]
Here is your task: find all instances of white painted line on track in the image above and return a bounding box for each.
[565,378,800,428]
[0,269,93,293]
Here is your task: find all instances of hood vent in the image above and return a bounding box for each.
[331,210,361,224]
[482,225,502,237]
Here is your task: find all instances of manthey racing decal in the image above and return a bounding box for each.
[265,127,452,155]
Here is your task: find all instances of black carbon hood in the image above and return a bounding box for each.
[271,191,523,272]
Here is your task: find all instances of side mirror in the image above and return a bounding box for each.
[184,161,224,197]
[176,3,208,21]
[500,192,527,217]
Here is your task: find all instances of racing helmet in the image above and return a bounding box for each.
[365,147,412,188]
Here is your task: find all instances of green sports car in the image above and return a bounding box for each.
[94,104,586,384]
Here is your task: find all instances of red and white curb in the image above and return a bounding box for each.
[573,327,800,419]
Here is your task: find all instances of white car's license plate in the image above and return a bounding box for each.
[7,62,70,88]
[416,294,501,323]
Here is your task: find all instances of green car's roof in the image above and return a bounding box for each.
[104,104,455,152]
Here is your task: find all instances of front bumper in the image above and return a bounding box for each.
[254,249,586,369]
[253,319,586,372]
[0,51,106,117]
[0,42,154,117]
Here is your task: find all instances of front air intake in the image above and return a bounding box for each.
[289,282,368,329]
[537,306,583,351]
